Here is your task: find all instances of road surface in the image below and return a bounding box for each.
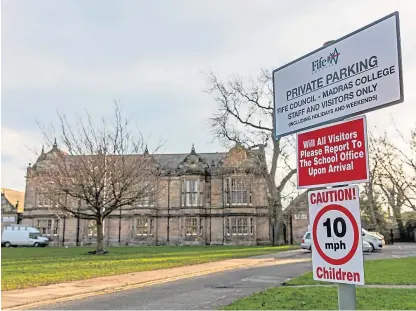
[36,244,416,310]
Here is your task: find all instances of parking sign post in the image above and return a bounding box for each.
[338,283,356,310]
[333,185,357,311]
[272,11,403,311]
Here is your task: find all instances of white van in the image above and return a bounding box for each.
[1,225,49,247]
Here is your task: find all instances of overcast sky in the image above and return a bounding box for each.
[1,0,415,191]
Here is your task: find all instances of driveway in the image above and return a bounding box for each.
[35,243,416,310]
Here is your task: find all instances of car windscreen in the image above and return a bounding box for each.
[305,232,311,239]
[29,233,40,239]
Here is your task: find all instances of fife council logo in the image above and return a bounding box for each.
[312,48,340,73]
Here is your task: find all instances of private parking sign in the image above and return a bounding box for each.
[308,185,364,285]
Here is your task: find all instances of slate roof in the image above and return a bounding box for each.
[29,142,260,170]
[152,152,226,170]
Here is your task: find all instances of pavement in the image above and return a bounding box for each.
[3,244,416,310]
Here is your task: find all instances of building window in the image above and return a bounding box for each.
[225,178,251,205]
[36,219,52,235]
[294,213,308,220]
[53,220,59,235]
[87,220,97,237]
[185,218,198,236]
[37,193,52,208]
[182,180,202,207]
[250,217,254,235]
[227,217,254,236]
[199,218,204,235]
[136,218,154,236]
[137,194,154,207]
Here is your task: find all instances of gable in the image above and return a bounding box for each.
[1,194,16,213]
[1,188,24,213]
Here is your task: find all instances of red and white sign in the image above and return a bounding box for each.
[297,116,369,189]
[309,186,364,285]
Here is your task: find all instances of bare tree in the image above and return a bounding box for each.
[32,105,162,253]
[373,131,415,213]
[205,70,296,246]
[392,125,416,210]
[369,131,415,237]
[362,133,385,231]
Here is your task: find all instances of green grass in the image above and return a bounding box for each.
[1,245,297,291]
[222,257,416,310]
[287,257,416,285]
[221,287,416,310]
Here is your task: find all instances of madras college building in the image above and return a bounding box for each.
[22,142,272,246]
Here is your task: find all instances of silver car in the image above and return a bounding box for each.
[301,231,312,251]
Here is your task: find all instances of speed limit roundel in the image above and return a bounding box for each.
[312,204,360,265]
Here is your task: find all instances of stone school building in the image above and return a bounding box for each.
[22,143,273,246]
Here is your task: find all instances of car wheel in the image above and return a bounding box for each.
[370,243,375,252]
[4,242,11,248]
[33,242,40,248]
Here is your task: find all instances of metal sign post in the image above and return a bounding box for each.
[338,282,356,310]
[333,184,357,311]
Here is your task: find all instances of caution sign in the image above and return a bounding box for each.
[308,186,364,285]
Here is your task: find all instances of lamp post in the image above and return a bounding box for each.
[118,206,122,244]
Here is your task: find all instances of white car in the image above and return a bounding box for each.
[301,231,312,251]
[301,231,376,253]
[362,240,372,252]
[369,231,386,246]
[362,228,384,251]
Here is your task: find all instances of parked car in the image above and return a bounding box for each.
[362,228,384,251]
[369,231,386,245]
[301,231,312,250]
[362,240,372,252]
[1,225,49,247]
[300,231,379,252]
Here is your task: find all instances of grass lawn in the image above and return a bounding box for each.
[287,256,416,285]
[221,287,416,310]
[1,245,297,291]
[222,257,416,310]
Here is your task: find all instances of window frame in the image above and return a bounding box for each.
[87,220,97,237]
[294,213,308,220]
[226,217,254,236]
[135,217,154,236]
[36,219,53,236]
[182,179,203,207]
[224,177,252,206]
[185,217,199,236]
[136,189,155,207]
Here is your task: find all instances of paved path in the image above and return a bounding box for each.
[4,243,416,310]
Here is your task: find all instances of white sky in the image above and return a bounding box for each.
[1,0,415,192]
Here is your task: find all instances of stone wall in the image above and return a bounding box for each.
[22,173,273,246]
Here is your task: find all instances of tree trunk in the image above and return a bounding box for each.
[273,203,285,246]
[367,184,378,230]
[391,206,405,239]
[96,218,105,253]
